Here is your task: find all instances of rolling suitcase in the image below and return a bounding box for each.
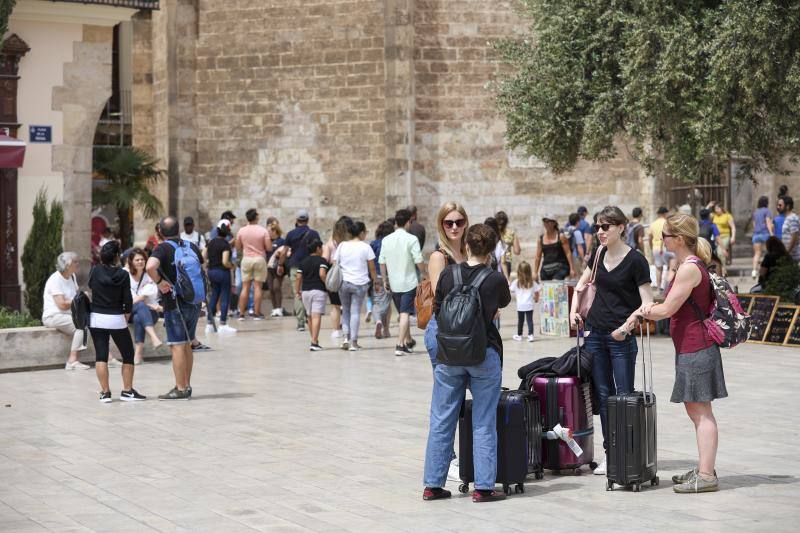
[458,389,543,495]
[606,321,659,491]
[531,331,596,473]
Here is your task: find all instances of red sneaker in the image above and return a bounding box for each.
[422,487,452,501]
[472,490,506,503]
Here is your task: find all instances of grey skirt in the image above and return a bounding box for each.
[671,344,728,403]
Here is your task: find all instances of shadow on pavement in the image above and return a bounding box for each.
[190,392,255,400]
[720,474,798,490]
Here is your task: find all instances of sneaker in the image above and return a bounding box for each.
[375,322,383,339]
[107,357,122,368]
[395,344,413,356]
[297,325,305,332]
[751,269,758,279]
[422,487,452,501]
[187,386,192,398]
[310,343,323,351]
[407,338,417,349]
[447,458,460,482]
[120,389,146,402]
[205,324,215,333]
[218,324,237,333]
[99,391,112,403]
[593,459,607,475]
[527,334,534,342]
[65,360,90,371]
[270,309,282,317]
[252,314,265,320]
[672,468,698,484]
[238,315,247,321]
[192,343,211,351]
[331,329,342,338]
[349,341,361,351]
[472,490,506,503]
[134,358,144,365]
[341,339,350,351]
[673,472,719,493]
[512,334,522,341]
[158,388,190,401]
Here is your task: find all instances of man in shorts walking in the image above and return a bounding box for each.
[295,238,329,351]
[235,208,271,320]
[379,209,425,356]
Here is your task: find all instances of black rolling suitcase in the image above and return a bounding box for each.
[606,321,659,491]
[458,389,543,496]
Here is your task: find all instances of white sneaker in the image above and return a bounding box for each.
[270,309,282,317]
[218,324,237,333]
[447,458,460,482]
[527,334,534,342]
[751,269,758,279]
[331,330,342,338]
[65,360,90,371]
[593,459,607,475]
[107,358,122,368]
[512,334,522,341]
[205,324,215,333]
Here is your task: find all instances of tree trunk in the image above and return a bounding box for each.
[117,206,132,250]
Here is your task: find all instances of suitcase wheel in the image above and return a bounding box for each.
[651,476,660,486]
[458,483,469,494]
[502,484,511,495]
[514,483,525,494]
[606,480,613,491]
[535,471,544,480]
[590,461,598,471]
[632,483,642,493]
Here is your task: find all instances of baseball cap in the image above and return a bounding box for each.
[542,213,558,222]
[296,209,309,221]
[217,219,231,229]
[183,216,194,225]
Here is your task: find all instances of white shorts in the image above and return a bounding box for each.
[653,250,676,269]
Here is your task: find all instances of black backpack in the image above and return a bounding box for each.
[435,265,492,366]
[699,222,716,251]
[70,271,92,346]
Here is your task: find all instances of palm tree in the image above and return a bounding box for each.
[93,146,165,250]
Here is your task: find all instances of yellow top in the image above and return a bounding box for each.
[713,213,734,237]
[648,218,666,251]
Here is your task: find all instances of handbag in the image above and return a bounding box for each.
[414,278,434,330]
[325,261,343,292]
[575,246,605,321]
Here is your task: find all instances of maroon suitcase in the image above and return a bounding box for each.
[530,333,596,472]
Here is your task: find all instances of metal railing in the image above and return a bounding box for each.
[50,0,159,9]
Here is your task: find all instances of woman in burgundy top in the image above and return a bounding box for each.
[640,213,728,494]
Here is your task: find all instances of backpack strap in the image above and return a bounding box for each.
[452,263,463,287]
[470,266,492,290]
[685,256,713,322]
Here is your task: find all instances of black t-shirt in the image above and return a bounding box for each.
[206,237,231,270]
[298,255,329,292]
[587,247,651,332]
[285,226,321,268]
[151,238,204,310]
[434,263,511,357]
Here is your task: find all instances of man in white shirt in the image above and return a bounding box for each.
[180,216,206,250]
[379,209,425,356]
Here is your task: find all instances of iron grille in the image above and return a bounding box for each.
[50,0,159,9]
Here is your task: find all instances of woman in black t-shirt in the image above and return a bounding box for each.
[569,206,653,476]
[203,221,236,332]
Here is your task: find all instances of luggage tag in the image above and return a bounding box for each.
[546,423,584,457]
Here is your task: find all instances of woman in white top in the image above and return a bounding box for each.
[126,248,164,364]
[322,216,351,339]
[332,220,378,350]
[41,252,90,370]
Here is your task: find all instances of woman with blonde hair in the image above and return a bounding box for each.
[322,216,352,339]
[639,213,727,494]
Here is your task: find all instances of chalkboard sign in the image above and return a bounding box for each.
[785,310,800,347]
[736,293,754,314]
[747,295,780,343]
[764,305,799,345]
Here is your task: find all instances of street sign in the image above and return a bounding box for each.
[28,126,51,143]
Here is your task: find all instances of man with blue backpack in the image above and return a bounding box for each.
[146,216,206,400]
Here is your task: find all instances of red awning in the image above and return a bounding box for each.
[0,135,26,168]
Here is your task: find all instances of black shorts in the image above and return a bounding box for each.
[329,290,342,306]
[392,288,417,315]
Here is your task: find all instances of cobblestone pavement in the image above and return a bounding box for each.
[1,308,798,532]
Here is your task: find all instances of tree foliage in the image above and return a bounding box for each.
[492,0,800,182]
[0,0,17,41]
[21,189,63,320]
[93,146,165,249]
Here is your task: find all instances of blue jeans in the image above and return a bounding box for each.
[164,301,200,345]
[424,315,439,368]
[132,301,158,344]
[423,348,502,490]
[339,281,369,341]
[585,328,637,450]
[208,268,232,324]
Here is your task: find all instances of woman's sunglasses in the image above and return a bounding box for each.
[593,223,616,232]
[443,219,466,229]
[662,233,677,239]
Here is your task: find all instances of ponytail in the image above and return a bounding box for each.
[695,237,712,266]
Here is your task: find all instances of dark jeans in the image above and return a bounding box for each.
[90,327,134,364]
[208,268,232,324]
[585,328,637,451]
[517,310,533,336]
[132,301,158,343]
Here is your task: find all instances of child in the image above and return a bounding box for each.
[295,239,329,351]
[510,261,540,342]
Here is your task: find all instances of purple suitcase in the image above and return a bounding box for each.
[531,333,596,472]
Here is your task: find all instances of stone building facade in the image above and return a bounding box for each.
[131,0,798,259]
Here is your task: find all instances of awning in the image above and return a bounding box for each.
[0,135,26,168]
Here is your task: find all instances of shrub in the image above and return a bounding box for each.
[763,256,800,303]
[20,189,63,320]
[0,306,41,329]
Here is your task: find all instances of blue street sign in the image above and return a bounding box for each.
[29,126,52,143]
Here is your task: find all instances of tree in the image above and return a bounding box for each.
[21,189,63,320]
[93,146,165,249]
[492,0,800,183]
[0,1,18,40]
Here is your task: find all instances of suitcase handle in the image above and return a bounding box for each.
[638,318,655,467]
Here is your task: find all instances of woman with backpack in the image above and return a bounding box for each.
[569,206,653,477]
[639,214,728,494]
[422,224,511,503]
[90,241,145,403]
[533,214,575,281]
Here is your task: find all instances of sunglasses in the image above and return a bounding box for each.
[593,223,616,232]
[662,233,677,239]
[443,219,466,229]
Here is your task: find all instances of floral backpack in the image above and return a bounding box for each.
[686,258,750,348]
